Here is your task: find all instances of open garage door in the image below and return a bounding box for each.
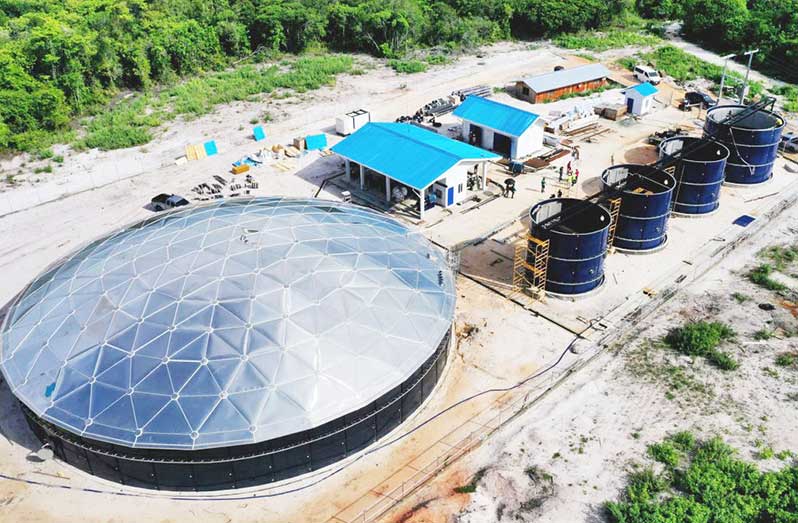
[492,132,512,157]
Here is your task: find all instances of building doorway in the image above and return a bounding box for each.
[492,132,512,157]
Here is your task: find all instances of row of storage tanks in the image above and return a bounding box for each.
[527,104,786,296]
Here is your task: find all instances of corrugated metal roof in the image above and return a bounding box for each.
[521,64,611,94]
[331,122,498,190]
[452,96,540,137]
[628,82,658,97]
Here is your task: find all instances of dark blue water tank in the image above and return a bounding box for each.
[703,105,784,185]
[601,164,675,252]
[658,137,729,215]
[529,198,610,296]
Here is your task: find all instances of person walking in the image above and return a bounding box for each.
[540,177,546,193]
[557,189,562,198]
[559,165,564,181]
[574,169,580,181]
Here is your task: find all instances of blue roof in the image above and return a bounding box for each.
[453,96,540,137]
[628,82,658,97]
[331,122,498,190]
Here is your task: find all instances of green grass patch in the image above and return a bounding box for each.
[388,59,428,74]
[647,441,681,468]
[453,467,488,494]
[74,55,352,151]
[753,329,774,341]
[776,351,798,368]
[761,244,798,271]
[749,264,788,292]
[553,30,661,52]
[664,321,739,370]
[618,45,766,98]
[732,292,750,303]
[605,436,798,523]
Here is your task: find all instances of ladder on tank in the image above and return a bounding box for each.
[511,234,550,300]
[662,165,681,215]
[606,198,622,249]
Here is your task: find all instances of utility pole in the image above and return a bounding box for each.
[739,49,759,104]
[717,54,735,105]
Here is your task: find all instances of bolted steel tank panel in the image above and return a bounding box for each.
[529,198,610,295]
[659,136,729,215]
[601,164,675,251]
[703,105,784,185]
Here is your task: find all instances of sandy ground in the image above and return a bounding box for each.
[0,39,796,523]
[418,201,798,523]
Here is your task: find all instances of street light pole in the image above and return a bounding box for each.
[739,49,759,104]
[717,54,735,105]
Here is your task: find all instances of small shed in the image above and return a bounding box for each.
[625,82,658,116]
[453,96,544,160]
[516,64,611,104]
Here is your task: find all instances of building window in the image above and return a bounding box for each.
[522,86,530,95]
[458,183,463,193]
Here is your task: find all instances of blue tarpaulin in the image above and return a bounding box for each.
[253,126,266,142]
[331,122,499,191]
[453,96,540,137]
[204,140,218,156]
[305,134,328,150]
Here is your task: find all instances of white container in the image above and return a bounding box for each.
[335,109,371,135]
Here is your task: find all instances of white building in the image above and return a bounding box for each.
[453,96,545,160]
[331,122,499,219]
[625,82,658,116]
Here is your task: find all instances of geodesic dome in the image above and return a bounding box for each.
[1,198,455,488]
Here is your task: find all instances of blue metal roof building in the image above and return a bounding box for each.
[453,96,540,138]
[331,122,499,218]
[452,97,545,160]
[628,82,658,97]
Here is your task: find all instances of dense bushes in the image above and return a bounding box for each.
[637,0,798,85]
[0,0,628,154]
[664,321,739,370]
[606,434,798,523]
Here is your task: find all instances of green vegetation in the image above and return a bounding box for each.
[558,82,619,100]
[753,329,774,341]
[749,264,788,292]
[388,59,428,74]
[775,85,798,113]
[454,467,488,494]
[553,30,661,52]
[776,351,798,369]
[664,321,739,371]
[74,55,352,151]
[606,434,798,523]
[732,292,750,303]
[0,0,628,154]
[626,340,710,402]
[618,45,764,98]
[761,244,798,271]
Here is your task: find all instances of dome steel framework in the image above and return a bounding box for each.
[0,198,455,490]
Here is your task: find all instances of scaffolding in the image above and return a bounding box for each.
[511,234,550,299]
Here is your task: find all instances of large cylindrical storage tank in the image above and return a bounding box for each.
[703,105,785,185]
[601,164,675,252]
[529,198,611,296]
[659,136,729,215]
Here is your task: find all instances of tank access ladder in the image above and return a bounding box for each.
[511,234,550,299]
[606,197,622,249]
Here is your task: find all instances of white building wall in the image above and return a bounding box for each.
[626,93,654,115]
[514,120,545,159]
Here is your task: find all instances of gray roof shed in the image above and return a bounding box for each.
[520,64,611,93]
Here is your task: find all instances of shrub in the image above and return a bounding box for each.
[665,321,738,371]
[775,351,798,368]
[749,264,787,291]
[648,441,680,467]
[388,59,428,74]
[605,436,798,523]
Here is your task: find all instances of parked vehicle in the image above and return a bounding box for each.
[151,193,189,211]
[633,65,661,85]
[781,132,798,153]
[647,128,687,146]
[679,91,717,111]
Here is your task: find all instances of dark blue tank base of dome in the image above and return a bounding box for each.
[722,171,773,187]
[545,275,606,298]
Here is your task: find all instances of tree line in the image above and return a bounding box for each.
[636,0,798,84]
[0,0,624,153]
